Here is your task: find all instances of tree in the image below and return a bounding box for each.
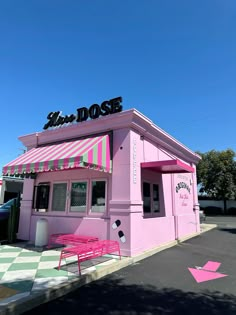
[196,149,236,212]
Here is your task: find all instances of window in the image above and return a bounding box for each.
[143,182,160,214]
[70,182,87,212]
[33,184,50,212]
[143,182,151,213]
[52,183,67,211]
[153,184,159,212]
[91,180,106,213]
[38,179,107,215]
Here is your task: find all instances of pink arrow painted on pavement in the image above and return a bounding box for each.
[188,261,228,283]
[202,261,221,272]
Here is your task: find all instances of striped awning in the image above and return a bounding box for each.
[3,135,112,176]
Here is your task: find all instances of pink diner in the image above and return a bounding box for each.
[2,100,201,256]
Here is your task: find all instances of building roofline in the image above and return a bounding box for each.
[18,108,201,164]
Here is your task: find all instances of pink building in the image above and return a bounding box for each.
[2,98,201,256]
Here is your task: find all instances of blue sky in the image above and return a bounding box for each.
[1,0,236,171]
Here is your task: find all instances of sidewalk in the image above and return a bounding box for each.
[0,223,217,315]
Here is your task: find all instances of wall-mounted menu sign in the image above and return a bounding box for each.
[43,96,123,130]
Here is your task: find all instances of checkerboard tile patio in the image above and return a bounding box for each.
[0,243,121,307]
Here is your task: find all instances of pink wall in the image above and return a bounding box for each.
[29,215,109,243]
[18,178,35,240]
[18,168,112,242]
[17,109,200,256]
[111,128,131,201]
[131,214,176,255]
[173,173,199,237]
[126,130,199,255]
[174,174,193,215]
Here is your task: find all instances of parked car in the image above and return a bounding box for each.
[199,210,206,223]
[0,198,17,221]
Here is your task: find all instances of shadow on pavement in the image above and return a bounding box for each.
[23,277,236,315]
[219,228,236,234]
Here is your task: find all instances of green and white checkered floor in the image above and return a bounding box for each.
[0,243,120,307]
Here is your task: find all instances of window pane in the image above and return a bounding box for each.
[33,185,50,212]
[70,182,87,212]
[153,184,159,212]
[52,183,67,211]
[91,181,106,213]
[143,182,151,213]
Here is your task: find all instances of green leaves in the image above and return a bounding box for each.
[196,149,236,201]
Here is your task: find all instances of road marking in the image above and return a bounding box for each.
[202,261,221,271]
[188,260,228,283]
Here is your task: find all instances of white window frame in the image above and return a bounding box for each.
[33,182,50,213]
[142,180,160,217]
[50,181,69,213]
[69,180,89,214]
[42,178,108,217]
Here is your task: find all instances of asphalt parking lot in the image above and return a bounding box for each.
[22,216,236,315]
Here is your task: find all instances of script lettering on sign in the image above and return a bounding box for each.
[176,181,190,207]
[43,97,123,130]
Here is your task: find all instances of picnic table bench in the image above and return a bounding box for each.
[47,233,99,248]
[58,240,121,275]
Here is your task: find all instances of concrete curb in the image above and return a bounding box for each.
[0,224,217,315]
[200,223,217,234]
[0,256,136,315]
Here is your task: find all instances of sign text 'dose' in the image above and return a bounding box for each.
[43,96,123,130]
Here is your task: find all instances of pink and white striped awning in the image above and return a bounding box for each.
[3,135,112,176]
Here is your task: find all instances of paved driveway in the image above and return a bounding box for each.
[23,217,236,315]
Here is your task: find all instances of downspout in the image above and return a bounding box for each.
[171,174,178,240]
[191,165,200,233]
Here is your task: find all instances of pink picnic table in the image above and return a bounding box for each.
[47,233,99,248]
[58,239,121,275]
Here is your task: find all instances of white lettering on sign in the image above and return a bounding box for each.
[133,138,137,184]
